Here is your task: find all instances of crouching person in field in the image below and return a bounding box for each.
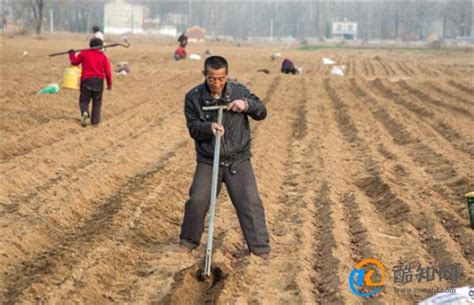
[69,38,112,127]
[281,58,302,75]
[174,46,187,61]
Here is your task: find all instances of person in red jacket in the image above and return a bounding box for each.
[174,46,186,61]
[69,38,112,127]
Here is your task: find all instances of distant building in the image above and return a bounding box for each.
[166,13,187,26]
[187,26,206,42]
[159,24,178,37]
[143,17,160,34]
[3,21,23,35]
[104,0,144,34]
[143,15,179,37]
[332,20,358,40]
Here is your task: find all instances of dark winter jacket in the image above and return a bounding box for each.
[184,80,267,166]
[178,33,188,47]
[281,58,296,74]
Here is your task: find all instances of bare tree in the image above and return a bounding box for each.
[6,0,469,41]
[29,0,45,35]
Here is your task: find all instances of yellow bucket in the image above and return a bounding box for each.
[62,66,82,90]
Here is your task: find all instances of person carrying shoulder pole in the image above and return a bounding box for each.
[68,38,112,127]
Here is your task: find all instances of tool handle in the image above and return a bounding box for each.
[49,40,130,57]
[203,105,228,111]
[49,45,103,57]
[203,107,224,277]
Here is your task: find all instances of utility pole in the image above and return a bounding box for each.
[270,18,273,42]
[211,6,214,38]
[188,0,192,27]
[49,9,53,32]
[3,0,7,30]
[271,1,276,42]
[131,5,134,33]
[296,20,300,39]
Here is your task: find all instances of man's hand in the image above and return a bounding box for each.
[227,99,248,113]
[211,123,225,136]
[68,49,75,54]
[107,86,112,91]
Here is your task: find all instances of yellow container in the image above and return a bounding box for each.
[62,66,82,90]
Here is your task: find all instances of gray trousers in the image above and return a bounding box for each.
[179,160,270,255]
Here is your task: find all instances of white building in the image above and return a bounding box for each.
[104,0,144,34]
[159,24,178,37]
[166,13,187,26]
[332,20,358,40]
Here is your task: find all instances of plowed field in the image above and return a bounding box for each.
[1,35,472,304]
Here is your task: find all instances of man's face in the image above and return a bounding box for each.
[204,68,227,96]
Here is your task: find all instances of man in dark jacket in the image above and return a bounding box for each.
[179,56,270,258]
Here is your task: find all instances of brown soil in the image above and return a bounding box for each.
[1,34,472,305]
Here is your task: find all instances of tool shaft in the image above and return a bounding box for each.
[49,40,130,57]
[203,105,226,277]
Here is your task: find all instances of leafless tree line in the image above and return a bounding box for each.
[2,0,472,40]
[2,0,105,35]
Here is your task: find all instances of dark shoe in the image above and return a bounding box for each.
[81,112,89,127]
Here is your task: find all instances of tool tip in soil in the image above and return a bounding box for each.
[196,266,224,285]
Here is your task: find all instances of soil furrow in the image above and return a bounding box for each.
[261,75,281,103]
[3,37,473,304]
[353,78,471,202]
[313,180,345,305]
[369,78,473,156]
[403,62,417,76]
[416,64,439,76]
[371,78,433,118]
[1,108,182,218]
[350,55,357,76]
[210,74,315,304]
[397,80,472,117]
[324,79,410,225]
[362,59,370,76]
[326,78,472,298]
[394,61,412,76]
[378,60,392,76]
[340,192,373,263]
[447,80,473,96]
[423,81,474,107]
[323,78,412,304]
[385,61,397,75]
[348,78,473,261]
[365,59,375,76]
[1,73,187,162]
[2,141,187,304]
